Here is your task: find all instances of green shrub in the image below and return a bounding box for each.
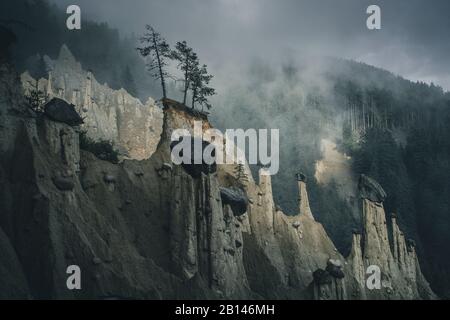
[79,131,119,163]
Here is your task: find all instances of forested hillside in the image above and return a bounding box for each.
[0,0,157,100]
[337,73,450,297]
[213,59,450,298]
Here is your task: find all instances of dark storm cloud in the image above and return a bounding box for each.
[52,0,450,90]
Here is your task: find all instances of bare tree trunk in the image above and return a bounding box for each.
[152,32,166,99]
[183,55,189,105]
[192,88,196,109]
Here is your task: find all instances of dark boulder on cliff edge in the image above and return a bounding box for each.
[44,98,83,126]
[358,174,387,203]
[220,187,248,216]
[170,136,217,178]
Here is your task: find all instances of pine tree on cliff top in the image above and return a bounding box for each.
[137,25,172,99]
[171,41,198,106]
[190,63,215,111]
[25,79,48,113]
[234,163,249,186]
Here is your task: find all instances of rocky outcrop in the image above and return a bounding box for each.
[343,174,436,299]
[312,267,346,300]
[358,174,387,203]
[2,61,196,299]
[219,187,248,216]
[43,98,83,126]
[348,231,366,299]
[170,167,250,298]
[242,169,344,299]
[296,172,314,219]
[21,45,163,160]
[0,57,437,300]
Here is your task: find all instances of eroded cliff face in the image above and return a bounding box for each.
[0,57,436,300]
[345,196,436,299]
[21,45,163,160]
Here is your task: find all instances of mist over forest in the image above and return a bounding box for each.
[2,0,450,298]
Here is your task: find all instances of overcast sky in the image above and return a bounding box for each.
[53,0,450,90]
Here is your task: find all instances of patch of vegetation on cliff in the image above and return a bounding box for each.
[79,131,119,163]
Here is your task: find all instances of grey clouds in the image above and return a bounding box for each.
[52,0,450,90]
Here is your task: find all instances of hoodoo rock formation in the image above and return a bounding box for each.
[0,47,437,299]
[21,45,163,160]
[343,175,436,299]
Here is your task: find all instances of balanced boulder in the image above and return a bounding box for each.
[170,136,217,178]
[52,176,74,191]
[326,259,345,279]
[358,174,387,203]
[220,186,248,216]
[44,98,83,126]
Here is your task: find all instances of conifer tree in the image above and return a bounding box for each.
[171,41,198,105]
[190,64,215,110]
[137,25,172,99]
[234,163,249,185]
[25,79,48,113]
